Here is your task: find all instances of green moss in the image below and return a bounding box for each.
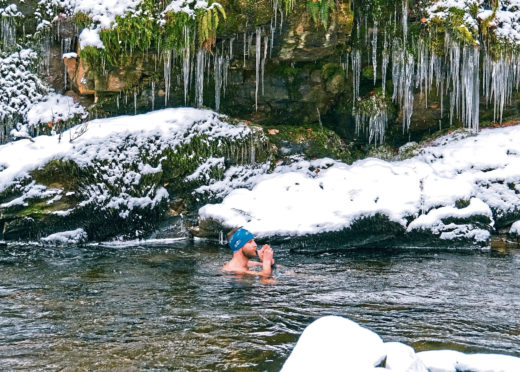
[455,199,471,209]
[73,11,93,29]
[31,160,81,190]
[266,124,352,163]
[16,198,74,218]
[321,63,342,80]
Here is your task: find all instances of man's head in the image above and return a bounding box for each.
[228,228,257,258]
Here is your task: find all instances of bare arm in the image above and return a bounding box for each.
[261,246,274,277]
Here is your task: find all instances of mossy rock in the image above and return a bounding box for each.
[265,124,352,163]
[30,160,81,190]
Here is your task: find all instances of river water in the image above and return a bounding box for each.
[0,240,519,371]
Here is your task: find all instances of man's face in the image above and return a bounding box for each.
[241,239,257,259]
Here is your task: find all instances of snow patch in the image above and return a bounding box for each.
[41,228,87,244]
[510,220,520,235]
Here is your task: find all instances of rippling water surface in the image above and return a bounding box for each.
[0,241,519,371]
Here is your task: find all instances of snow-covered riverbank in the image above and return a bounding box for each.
[1,107,519,245]
[200,125,520,246]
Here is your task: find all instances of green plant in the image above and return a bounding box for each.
[307,0,336,30]
[196,4,226,49]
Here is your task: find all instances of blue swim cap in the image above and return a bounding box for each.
[228,228,254,252]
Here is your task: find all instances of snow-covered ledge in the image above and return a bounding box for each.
[199,126,520,247]
[282,316,520,372]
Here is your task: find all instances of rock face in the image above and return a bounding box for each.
[8,0,520,149]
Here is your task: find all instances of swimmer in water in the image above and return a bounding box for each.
[222,227,275,277]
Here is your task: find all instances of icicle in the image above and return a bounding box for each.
[250,134,256,164]
[416,38,429,107]
[195,49,205,107]
[134,90,137,115]
[262,35,268,95]
[372,20,378,86]
[402,0,408,45]
[116,94,120,110]
[490,53,511,124]
[381,31,389,96]
[1,17,16,50]
[273,0,278,29]
[270,19,275,58]
[447,36,460,127]
[352,49,361,107]
[214,53,223,111]
[255,28,261,111]
[461,45,479,132]
[164,50,172,106]
[229,37,235,60]
[151,80,155,111]
[392,40,414,133]
[243,31,247,67]
[182,26,191,105]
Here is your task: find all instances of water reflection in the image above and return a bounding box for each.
[0,242,519,371]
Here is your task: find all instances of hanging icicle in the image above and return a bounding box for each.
[255,28,261,111]
[182,26,191,105]
[392,40,414,133]
[372,20,378,86]
[163,50,172,106]
[195,49,205,108]
[402,0,408,45]
[214,53,223,111]
[461,45,480,133]
[352,49,361,107]
[381,30,389,96]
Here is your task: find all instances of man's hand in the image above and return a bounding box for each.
[260,245,274,277]
[258,244,275,265]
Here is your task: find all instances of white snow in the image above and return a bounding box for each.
[427,0,520,44]
[283,316,520,372]
[417,349,520,372]
[510,220,520,235]
[41,228,87,244]
[199,125,520,242]
[25,93,87,127]
[78,28,105,50]
[281,316,386,372]
[384,342,428,372]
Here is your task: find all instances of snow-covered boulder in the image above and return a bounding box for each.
[199,125,520,248]
[0,108,268,242]
[281,316,386,372]
[283,317,520,372]
[384,342,428,372]
[510,221,520,237]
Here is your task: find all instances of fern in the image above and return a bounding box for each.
[307,0,336,30]
[196,4,226,50]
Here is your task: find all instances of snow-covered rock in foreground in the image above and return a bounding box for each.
[283,316,520,372]
[199,126,520,246]
[281,316,386,372]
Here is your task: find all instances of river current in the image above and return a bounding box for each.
[0,241,519,371]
